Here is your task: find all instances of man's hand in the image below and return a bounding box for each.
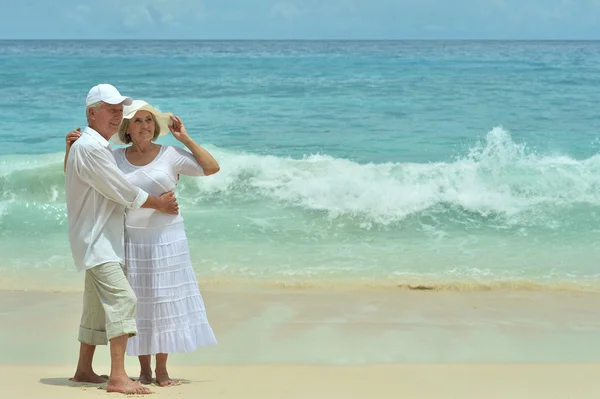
[159,191,179,215]
[66,128,82,149]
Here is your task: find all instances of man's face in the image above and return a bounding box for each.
[90,102,124,136]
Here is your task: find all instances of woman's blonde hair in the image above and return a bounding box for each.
[117,112,160,145]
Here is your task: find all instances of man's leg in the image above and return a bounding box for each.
[87,262,152,395]
[71,270,108,383]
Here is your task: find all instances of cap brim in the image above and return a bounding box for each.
[155,113,174,137]
[104,96,133,106]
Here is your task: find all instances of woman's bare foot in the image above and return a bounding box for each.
[138,370,153,385]
[69,371,108,384]
[107,376,153,395]
[155,369,179,387]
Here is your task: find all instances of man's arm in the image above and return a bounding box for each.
[77,146,178,214]
[142,191,177,212]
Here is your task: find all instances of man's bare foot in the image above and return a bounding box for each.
[138,371,153,385]
[155,369,179,387]
[107,376,153,395]
[69,371,108,384]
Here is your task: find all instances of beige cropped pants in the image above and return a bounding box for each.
[78,262,138,345]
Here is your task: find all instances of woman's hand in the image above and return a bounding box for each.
[169,116,191,144]
[64,127,81,172]
[66,128,82,149]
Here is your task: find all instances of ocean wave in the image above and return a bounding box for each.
[2,127,600,230]
[179,126,600,227]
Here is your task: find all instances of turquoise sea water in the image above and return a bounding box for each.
[2,40,600,290]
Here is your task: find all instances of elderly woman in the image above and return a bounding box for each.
[65,100,219,387]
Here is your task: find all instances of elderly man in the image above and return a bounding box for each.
[64,84,178,395]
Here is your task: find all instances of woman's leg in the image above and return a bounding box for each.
[155,353,179,387]
[138,355,152,384]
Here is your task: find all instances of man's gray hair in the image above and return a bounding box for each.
[86,101,103,123]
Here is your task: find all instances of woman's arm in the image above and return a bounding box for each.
[170,116,220,175]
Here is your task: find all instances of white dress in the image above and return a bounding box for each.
[113,145,217,356]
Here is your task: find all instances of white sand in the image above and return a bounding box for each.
[2,287,600,397]
[4,364,600,398]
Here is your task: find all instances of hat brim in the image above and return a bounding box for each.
[111,104,173,145]
[103,95,133,106]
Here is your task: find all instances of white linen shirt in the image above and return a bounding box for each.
[65,127,149,271]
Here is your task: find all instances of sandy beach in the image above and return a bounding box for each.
[2,285,600,397]
[4,364,600,399]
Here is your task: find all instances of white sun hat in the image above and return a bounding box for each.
[112,99,174,144]
[86,84,132,106]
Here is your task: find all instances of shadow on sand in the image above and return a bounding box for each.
[39,376,196,388]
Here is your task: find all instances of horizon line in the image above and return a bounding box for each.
[1,38,600,42]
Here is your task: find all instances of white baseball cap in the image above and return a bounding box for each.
[85,84,133,107]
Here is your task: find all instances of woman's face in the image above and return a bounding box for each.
[128,110,156,145]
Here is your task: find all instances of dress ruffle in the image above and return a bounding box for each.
[124,222,217,356]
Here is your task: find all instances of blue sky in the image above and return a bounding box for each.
[2,0,600,40]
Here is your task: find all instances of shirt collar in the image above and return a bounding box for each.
[83,127,110,148]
